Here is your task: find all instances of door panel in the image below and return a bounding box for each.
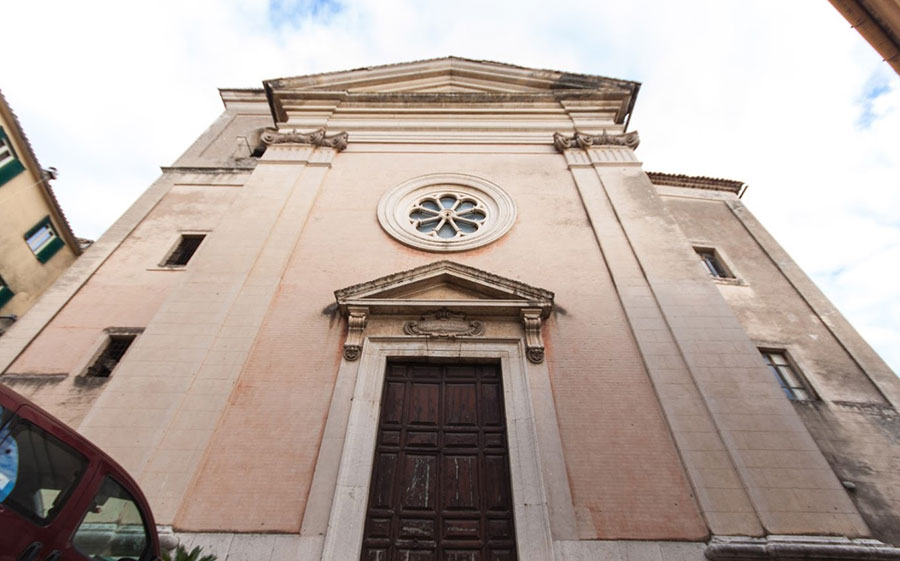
[0,402,95,561]
[361,363,517,561]
[400,454,437,510]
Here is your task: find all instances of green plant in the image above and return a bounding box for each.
[162,544,218,561]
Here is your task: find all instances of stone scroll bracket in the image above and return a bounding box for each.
[521,308,545,364]
[343,306,368,361]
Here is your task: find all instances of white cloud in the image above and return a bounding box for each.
[3,0,898,373]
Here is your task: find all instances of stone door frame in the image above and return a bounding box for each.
[319,336,564,561]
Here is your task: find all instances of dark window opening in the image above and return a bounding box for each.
[86,335,136,378]
[163,234,205,267]
[696,248,733,279]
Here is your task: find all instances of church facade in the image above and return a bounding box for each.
[1,58,899,560]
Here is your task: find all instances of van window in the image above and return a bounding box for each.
[0,414,88,523]
[0,404,12,430]
[0,406,16,501]
[73,476,149,561]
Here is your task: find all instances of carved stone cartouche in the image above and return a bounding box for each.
[404,308,484,339]
[343,345,361,361]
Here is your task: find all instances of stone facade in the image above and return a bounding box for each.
[1,57,899,561]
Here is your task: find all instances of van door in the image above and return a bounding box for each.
[0,402,93,561]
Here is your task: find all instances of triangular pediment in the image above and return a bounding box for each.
[335,260,553,317]
[396,282,490,301]
[265,56,637,95]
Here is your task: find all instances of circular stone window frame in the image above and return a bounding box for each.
[377,173,517,253]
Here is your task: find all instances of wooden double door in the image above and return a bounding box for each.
[361,362,517,561]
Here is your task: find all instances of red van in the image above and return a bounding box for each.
[0,384,160,561]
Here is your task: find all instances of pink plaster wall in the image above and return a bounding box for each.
[177,149,706,538]
[5,184,241,425]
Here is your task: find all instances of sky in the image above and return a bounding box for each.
[2,0,898,373]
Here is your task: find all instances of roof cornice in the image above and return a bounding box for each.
[260,57,641,126]
[264,56,638,91]
[647,171,745,195]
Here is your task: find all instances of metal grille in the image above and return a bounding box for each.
[164,234,205,266]
[87,335,136,378]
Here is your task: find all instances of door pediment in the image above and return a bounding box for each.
[334,260,553,318]
[334,261,554,363]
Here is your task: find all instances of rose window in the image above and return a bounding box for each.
[377,173,516,252]
[409,193,487,239]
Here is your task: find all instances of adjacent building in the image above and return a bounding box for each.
[1,58,899,561]
[0,90,82,334]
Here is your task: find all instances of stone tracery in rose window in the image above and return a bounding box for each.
[408,193,487,239]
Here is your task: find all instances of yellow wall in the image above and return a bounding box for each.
[0,112,77,318]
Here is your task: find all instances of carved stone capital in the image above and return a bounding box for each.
[521,308,545,364]
[403,308,485,339]
[343,306,368,361]
[552,132,576,152]
[261,128,349,151]
[553,130,640,152]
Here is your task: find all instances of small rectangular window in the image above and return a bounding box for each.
[24,216,64,263]
[0,274,13,309]
[86,333,137,378]
[0,127,25,186]
[163,234,205,267]
[760,350,813,401]
[0,133,14,167]
[695,248,733,279]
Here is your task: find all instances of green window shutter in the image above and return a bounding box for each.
[0,276,13,309]
[0,159,25,186]
[0,127,25,187]
[0,287,13,309]
[35,236,64,263]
